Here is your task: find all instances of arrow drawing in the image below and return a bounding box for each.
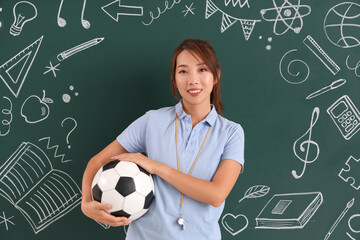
[102,0,143,22]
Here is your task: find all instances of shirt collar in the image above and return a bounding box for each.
[175,101,217,127]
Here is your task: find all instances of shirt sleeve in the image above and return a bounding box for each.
[116,111,150,153]
[220,124,245,173]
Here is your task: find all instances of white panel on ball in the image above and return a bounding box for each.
[102,189,125,213]
[134,171,153,196]
[98,169,120,191]
[115,161,140,177]
[123,192,145,214]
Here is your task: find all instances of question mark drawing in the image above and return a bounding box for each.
[61,117,77,149]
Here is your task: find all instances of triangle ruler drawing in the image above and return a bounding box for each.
[0,36,43,98]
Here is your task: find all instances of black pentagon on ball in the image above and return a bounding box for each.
[138,165,150,176]
[92,184,102,202]
[144,190,155,209]
[103,160,120,171]
[115,177,136,197]
[111,209,131,218]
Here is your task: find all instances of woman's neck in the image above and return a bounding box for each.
[181,101,212,128]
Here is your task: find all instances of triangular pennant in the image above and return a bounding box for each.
[0,36,43,98]
[205,0,219,19]
[221,13,237,33]
[240,19,257,41]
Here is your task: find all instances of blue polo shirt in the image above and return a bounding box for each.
[117,102,245,240]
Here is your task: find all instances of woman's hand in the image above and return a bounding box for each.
[81,200,131,227]
[111,153,160,174]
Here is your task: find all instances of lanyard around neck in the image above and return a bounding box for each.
[175,109,211,207]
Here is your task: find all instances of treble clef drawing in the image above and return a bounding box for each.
[292,107,320,179]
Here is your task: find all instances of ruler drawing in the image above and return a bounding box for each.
[0,36,44,98]
[303,35,340,75]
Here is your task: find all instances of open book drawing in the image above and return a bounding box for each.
[0,142,81,234]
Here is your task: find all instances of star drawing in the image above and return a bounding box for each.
[0,211,15,231]
[43,61,61,77]
[182,3,195,17]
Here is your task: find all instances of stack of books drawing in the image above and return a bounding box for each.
[0,142,81,234]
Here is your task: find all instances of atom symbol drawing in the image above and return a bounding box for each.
[260,0,311,35]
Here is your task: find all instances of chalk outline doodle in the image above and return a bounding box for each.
[327,95,360,140]
[255,192,323,229]
[0,8,3,28]
[346,55,360,77]
[348,214,360,234]
[0,36,43,98]
[20,90,53,124]
[323,2,360,49]
[182,3,195,17]
[102,0,143,22]
[260,0,311,36]
[57,37,104,62]
[292,107,320,179]
[221,213,248,236]
[303,35,340,75]
[10,1,38,36]
[0,142,81,234]
[0,96,13,137]
[38,137,71,163]
[57,0,90,29]
[0,211,15,230]
[61,117,77,149]
[225,0,249,8]
[279,49,310,84]
[324,198,354,240]
[338,156,360,190]
[205,0,260,41]
[142,0,182,26]
[43,61,60,78]
[306,79,346,100]
[238,185,270,204]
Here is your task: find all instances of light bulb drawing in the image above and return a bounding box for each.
[10,1,38,36]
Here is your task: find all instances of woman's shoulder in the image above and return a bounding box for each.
[215,114,244,136]
[144,105,175,122]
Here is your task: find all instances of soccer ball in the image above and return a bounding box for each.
[91,160,155,221]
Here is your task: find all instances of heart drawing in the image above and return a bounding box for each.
[221,213,249,236]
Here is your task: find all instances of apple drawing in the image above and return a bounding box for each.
[21,90,53,124]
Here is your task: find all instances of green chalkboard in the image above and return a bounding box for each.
[0,0,360,239]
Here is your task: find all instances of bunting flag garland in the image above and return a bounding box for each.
[205,0,261,41]
[205,0,219,19]
[240,19,258,41]
[221,14,237,33]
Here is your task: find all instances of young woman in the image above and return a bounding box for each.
[81,39,245,239]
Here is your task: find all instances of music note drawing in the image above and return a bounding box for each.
[57,0,90,29]
[292,107,320,179]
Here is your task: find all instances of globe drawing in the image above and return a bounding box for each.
[324,2,360,48]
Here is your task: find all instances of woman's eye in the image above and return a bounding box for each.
[179,70,187,74]
[200,68,207,72]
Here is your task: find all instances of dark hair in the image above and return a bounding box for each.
[170,38,224,115]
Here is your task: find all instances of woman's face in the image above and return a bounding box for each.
[175,50,216,109]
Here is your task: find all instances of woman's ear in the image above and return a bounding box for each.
[214,70,221,84]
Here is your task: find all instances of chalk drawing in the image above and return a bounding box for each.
[0,96,13,137]
[10,1,37,36]
[292,107,320,179]
[0,36,43,98]
[260,0,311,35]
[0,142,81,234]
